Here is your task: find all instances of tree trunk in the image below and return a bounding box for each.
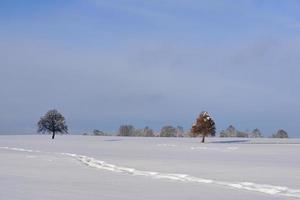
[52,131,55,139]
[201,135,205,143]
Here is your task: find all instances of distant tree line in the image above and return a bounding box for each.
[220,125,263,138]
[117,125,185,137]
[92,129,110,136]
[219,125,288,138]
[87,125,288,139]
[37,109,289,140]
[117,125,155,137]
[160,125,185,137]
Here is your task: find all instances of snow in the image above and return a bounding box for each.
[1,135,300,199]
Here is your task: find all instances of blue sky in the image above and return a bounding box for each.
[1,0,300,136]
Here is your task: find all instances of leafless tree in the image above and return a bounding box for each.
[160,125,177,137]
[272,129,288,138]
[118,125,135,136]
[37,109,68,139]
[143,126,155,137]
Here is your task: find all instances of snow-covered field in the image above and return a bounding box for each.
[0,135,300,200]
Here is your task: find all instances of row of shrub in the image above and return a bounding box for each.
[219,125,288,138]
[84,125,288,138]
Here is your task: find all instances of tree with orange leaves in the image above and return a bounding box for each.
[191,111,216,143]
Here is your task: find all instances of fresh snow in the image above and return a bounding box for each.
[1,135,300,200]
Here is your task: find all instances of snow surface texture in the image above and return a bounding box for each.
[1,136,300,200]
[62,153,300,198]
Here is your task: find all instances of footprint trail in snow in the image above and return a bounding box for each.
[1,146,300,199]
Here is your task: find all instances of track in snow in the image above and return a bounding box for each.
[1,146,300,199]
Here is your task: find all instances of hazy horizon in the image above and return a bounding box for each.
[1,1,300,136]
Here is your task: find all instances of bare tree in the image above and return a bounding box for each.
[249,128,263,138]
[220,125,237,137]
[191,111,216,143]
[143,126,155,137]
[37,109,68,139]
[272,129,288,138]
[160,125,177,137]
[175,126,184,137]
[118,125,135,136]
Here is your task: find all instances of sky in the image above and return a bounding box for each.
[0,0,300,136]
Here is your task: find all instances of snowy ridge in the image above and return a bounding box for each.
[1,146,300,199]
